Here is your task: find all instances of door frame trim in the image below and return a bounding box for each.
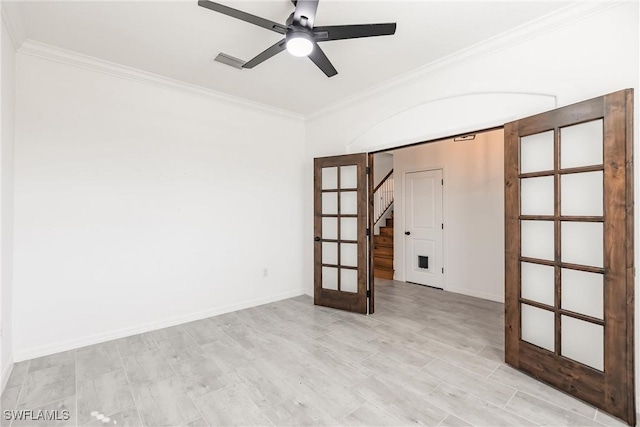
[624,89,635,424]
[368,153,375,314]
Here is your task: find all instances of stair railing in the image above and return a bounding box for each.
[373,169,394,224]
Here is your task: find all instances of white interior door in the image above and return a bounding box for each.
[404,169,443,288]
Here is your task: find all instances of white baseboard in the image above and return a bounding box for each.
[1,358,13,393]
[14,288,305,362]
[445,286,504,303]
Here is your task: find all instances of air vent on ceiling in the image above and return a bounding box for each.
[214,53,246,69]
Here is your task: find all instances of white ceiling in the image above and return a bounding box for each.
[15,1,572,115]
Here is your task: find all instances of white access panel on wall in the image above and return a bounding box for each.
[404,169,443,288]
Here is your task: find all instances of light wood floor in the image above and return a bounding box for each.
[1,280,627,426]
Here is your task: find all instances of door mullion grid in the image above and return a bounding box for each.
[520,297,604,326]
[554,127,562,357]
[337,167,342,291]
[506,91,634,425]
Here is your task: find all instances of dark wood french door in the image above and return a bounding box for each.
[314,153,371,314]
[505,89,635,424]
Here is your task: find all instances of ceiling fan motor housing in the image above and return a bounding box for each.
[286,26,313,43]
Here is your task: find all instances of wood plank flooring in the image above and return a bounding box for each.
[1,280,628,426]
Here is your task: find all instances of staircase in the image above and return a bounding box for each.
[372,169,394,280]
[374,212,394,279]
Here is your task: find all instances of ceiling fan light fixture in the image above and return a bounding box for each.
[198,0,397,77]
[286,30,314,57]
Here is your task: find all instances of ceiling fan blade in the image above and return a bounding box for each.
[308,43,337,77]
[198,0,287,34]
[293,0,319,28]
[242,39,287,69]
[314,23,396,41]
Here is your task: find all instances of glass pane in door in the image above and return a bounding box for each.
[322,167,338,189]
[521,304,555,352]
[341,243,358,267]
[560,120,603,169]
[561,316,604,371]
[322,242,338,265]
[322,193,338,214]
[322,218,337,240]
[341,269,358,293]
[561,269,603,319]
[341,217,358,241]
[521,176,554,215]
[520,130,554,173]
[521,220,554,260]
[521,262,554,306]
[341,192,358,215]
[340,165,358,189]
[321,267,338,290]
[561,172,603,216]
[561,222,603,268]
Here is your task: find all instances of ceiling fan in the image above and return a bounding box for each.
[198,0,397,77]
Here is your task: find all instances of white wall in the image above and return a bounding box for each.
[392,131,504,302]
[12,52,306,360]
[304,2,639,295]
[303,0,639,409]
[373,152,393,188]
[3,0,638,397]
[0,12,16,390]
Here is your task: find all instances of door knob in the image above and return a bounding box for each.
[405,231,411,235]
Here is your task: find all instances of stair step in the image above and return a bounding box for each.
[375,209,394,281]
[374,246,393,257]
[380,226,393,237]
[374,235,393,246]
[374,268,394,280]
[374,257,393,268]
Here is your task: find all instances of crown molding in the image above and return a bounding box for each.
[306,1,626,121]
[1,1,27,50]
[17,39,305,122]
[8,1,629,122]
